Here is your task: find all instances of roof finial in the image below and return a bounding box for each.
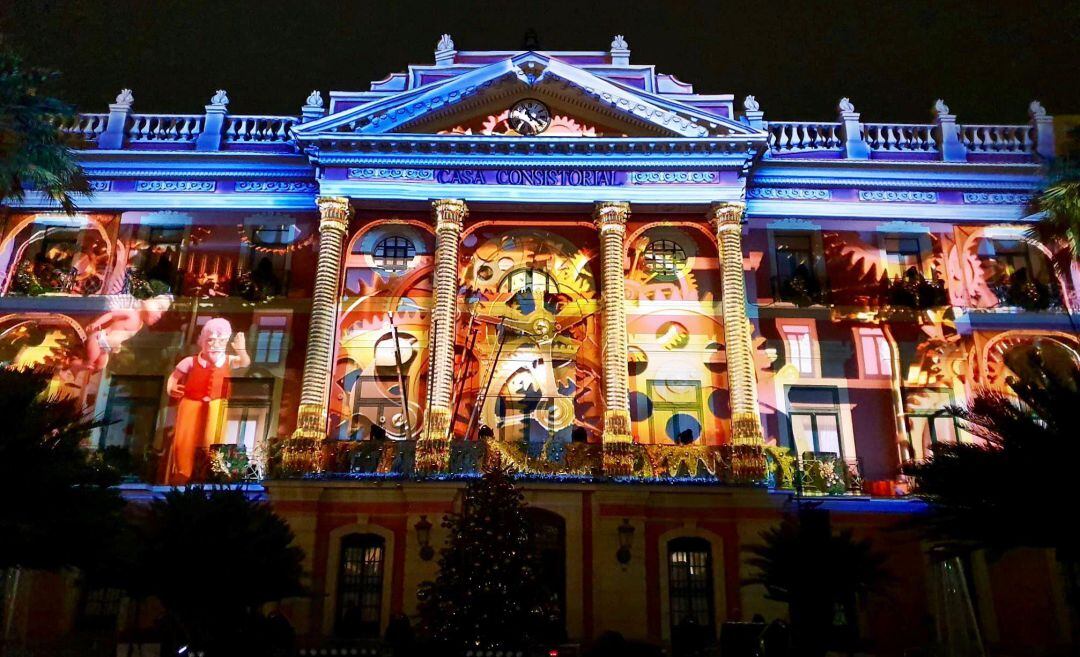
[610,34,630,65]
[743,95,760,112]
[933,99,950,117]
[435,34,456,66]
[523,28,540,50]
[1029,100,1047,119]
[838,97,856,114]
[210,89,229,107]
[305,90,324,109]
[114,88,134,108]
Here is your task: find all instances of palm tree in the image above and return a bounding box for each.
[0,366,124,645]
[903,346,1080,560]
[116,486,305,654]
[0,37,90,214]
[743,506,889,657]
[1028,126,1080,270]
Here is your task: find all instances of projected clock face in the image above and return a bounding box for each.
[508,99,551,135]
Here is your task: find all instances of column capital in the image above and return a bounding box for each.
[432,198,468,229]
[707,201,746,230]
[594,201,630,231]
[316,196,352,233]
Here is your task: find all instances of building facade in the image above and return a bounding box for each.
[1,36,1076,655]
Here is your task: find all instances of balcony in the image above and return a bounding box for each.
[772,272,828,307]
[764,446,864,496]
[989,275,1064,312]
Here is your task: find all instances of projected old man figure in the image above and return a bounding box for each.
[166,317,250,484]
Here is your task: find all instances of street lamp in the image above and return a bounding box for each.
[415,515,435,561]
[616,518,634,565]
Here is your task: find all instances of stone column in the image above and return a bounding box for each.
[595,201,634,476]
[283,196,351,472]
[709,202,766,482]
[417,199,467,472]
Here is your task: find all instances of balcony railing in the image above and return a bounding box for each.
[771,273,829,307]
[989,275,1064,312]
[765,446,864,495]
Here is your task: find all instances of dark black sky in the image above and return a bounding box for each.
[3,0,1079,123]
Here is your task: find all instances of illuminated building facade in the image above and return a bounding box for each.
[2,36,1076,654]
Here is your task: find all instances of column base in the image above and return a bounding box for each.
[602,434,634,477]
[282,403,328,474]
[730,412,766,483]
[417,406,452,473]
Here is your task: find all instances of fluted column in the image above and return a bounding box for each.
[417,199,467,472]
[709,201,766,482]
[595,201,634,476]
[284,196,351,472]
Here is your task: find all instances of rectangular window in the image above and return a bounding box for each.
[352,375,405,440]
[647,380,703,444]
[668,537,716,637]
[884,236,923,276]
[253,316,289,364]
[336,534,385,639]
[857,328,892,377]
[101,375,163,453]
[77,585,124,631]
[221,379,273,454]
[774,233,822,303]
[781,325,815,375]
[787,387,843,457]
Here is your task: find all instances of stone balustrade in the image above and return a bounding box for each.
[128,113,204,143]
[766,121,843,153]
[958,123,1034,153]
[223,115,299,143]
[57,112,108,143]
[761,98,1052,161]
[58,88,299,151]
[862,122,938,152]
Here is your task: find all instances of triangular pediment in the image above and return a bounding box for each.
[294,52,760,140]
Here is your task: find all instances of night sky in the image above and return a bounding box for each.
[2,0,1078,124]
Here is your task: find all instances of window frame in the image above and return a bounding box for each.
[667,536,717,638]
[371,235,417,273]
[642,238,689,280]
[786,386,845,458]
[335,533,386,639]
[100,374,164,452]
[854,327,893,379]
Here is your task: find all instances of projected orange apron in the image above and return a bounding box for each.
[168,356,231,484]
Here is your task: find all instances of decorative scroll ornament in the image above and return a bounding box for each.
[210,89,230,106]
[747,188,831,200]
[235,181,318,193]
[743,95,760,112]
[135,180,216,192]
[962,192,1031,205]
[436,34,454,52]
[933,99,950,117]
[838,97,856,113]
[858,190,938,203]
[1029,100,1047,118]
[115,88,134,107]
[611,34,628,50]
[305,90,324,108]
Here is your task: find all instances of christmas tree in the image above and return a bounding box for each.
[419,468,560,652]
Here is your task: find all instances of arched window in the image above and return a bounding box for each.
[372,236,416,272]
[668,537,716,639]
[498,268,558,295]
[336,533,386,638]
[643,239,687,278]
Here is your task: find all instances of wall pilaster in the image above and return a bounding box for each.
[594,201,633,476]
[283,196,351,472]
[417,199,467,472]
[709,202,766,482]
